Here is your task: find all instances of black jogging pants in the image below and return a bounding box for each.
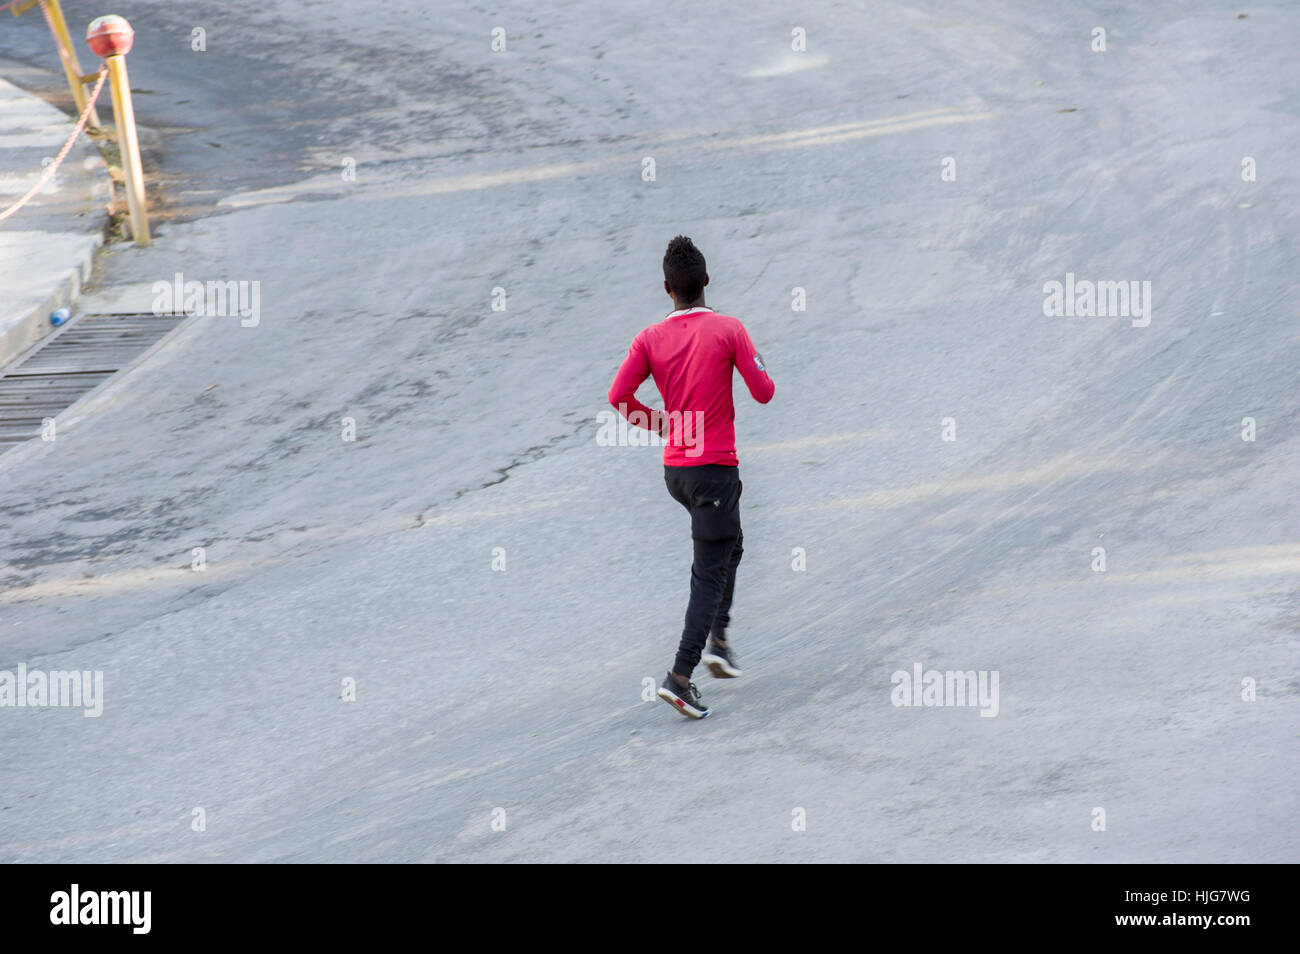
[664,463,744,677]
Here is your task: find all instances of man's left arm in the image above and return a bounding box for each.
[733,322,775,404]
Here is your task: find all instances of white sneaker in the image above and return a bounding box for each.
[701,640,742,678]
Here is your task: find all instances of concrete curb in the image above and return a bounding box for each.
[0,229,102,364]
[0,74,112,366]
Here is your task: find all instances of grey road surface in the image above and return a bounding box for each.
[1,1,1297,862]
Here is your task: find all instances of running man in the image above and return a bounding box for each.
[607,236,775,718]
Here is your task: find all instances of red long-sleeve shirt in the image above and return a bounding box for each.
[608,306,774,466]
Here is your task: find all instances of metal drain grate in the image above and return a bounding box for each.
[0,313,188,450]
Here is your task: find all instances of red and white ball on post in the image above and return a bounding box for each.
[85,14,134,58]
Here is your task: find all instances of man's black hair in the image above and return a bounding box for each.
[663,235,707,301]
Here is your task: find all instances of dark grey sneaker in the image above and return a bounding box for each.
[657,672,710,718]
[701,640,742,678]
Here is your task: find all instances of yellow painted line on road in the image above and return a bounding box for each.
[219,104,993,208]
[0,492,584,605]
[776,449,1174,514]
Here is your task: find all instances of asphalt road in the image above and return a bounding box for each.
[0,1,1297,862]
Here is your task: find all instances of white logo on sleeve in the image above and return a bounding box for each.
[754,352,765,371]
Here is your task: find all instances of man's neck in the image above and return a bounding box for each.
[671,299,707,312]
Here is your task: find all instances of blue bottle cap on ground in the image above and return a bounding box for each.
[50,307,71,326]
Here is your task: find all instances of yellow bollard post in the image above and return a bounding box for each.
[104,55,149,246]
[86,15,149,246]
[38,0,100,129]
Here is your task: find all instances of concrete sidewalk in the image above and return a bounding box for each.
[0,73,111,366]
